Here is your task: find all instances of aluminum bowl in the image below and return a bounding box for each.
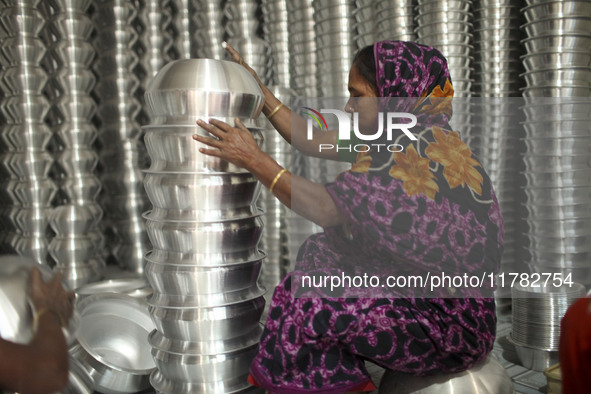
[507,335,559,372]
[522,68,591,86]
[75,278,149,302]
[152,342,257,384]
[48,204,102,235]
[522,34,591,53]
[147,292,265,341]
[416,0,471,12]
[144,59,264,125]
[522,120,591,138]
[144,252,263,295]
[525,217,591,238]
[0,151,53,179]
[142,171,260,219]
[379,355,514,393]
[146,247,266,267]
[523,1,591,23]
[0,65,47,95]
[522,86,591,98]
[143,124,263,173]
[72,294,156,394]
[53,259,105,290]
[521,51,591,71]
[150,369,259,394]
[64,356,94,394]
[523,17,591,36]
[524,186,591,206]
[143,211,263,255]
[416,10,472,24]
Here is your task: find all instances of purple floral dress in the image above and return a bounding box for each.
[249,41,504,393]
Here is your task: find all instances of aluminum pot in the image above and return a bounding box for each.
[72,294,156,394]
[148,292,265,341]
[142,170,261,220]
[144,252,263,296]
[144,59,264,125]
[149,369,262,394]
[143,211,263,255]
[151,343,258,385]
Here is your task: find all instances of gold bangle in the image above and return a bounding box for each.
[33,307,64,330]
[269,168,287,194]
[267,103,284,120]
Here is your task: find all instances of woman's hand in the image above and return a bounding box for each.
[222,41,265,89]
[193,118,264,171]
[28,268,74,326]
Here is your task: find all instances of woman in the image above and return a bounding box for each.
[193,40,504,393]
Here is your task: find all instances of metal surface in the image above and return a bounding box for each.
[379,355,515,393]
[73,294,156,394]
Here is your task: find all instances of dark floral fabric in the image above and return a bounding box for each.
[249,41,504,393]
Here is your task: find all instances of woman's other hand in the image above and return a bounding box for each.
[222,41,265,89]
[28,268,74,326]
[193,118,264,171]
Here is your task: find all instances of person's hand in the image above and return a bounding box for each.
[222,41,265,89]
[28,268,74,326]
[193,118,264,170]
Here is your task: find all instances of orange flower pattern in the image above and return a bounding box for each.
[351,151,372,173]
[420,78,454,117]
[389,145,439,200]
[425,127,483,195]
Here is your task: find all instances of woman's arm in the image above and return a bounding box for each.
[194,119,347,228]
[223,42,339,160]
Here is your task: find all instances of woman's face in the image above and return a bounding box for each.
[346,63,379,134]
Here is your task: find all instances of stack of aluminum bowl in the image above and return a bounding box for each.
[313,0,356,98]
[353,0,376,49]
[416,0,474,97]
[520,0,591,286]
[224,0,274,85]
[137,0,176,124]
[287,0,317,97]
[376,0,416,42]
[189,0,224,60]
[509,282,585,371]
[93,0,151,274]
[521,0,591,98]
[471,0,526,309]
[40,0,105,288]
[473,0,524,97]
[172,0,191,59]
[0,2,55,263]
[257,86,294,311]
[142,59,266,393]
[261,0,290,87]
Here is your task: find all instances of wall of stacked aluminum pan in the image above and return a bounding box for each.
[1,0,590,325]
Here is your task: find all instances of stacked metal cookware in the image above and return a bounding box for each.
[0,2,55,263]
[520,0,591,286]
[352,0,376,50]
[137,0,176,109]
[224,0,274,86]
[509,282,585,371]
[416,0,474,97]
[257,86,294,309]
[142,59,266,393]
[261,0,290,87]
[172,0,191,59]
[93,0,151,274]
[287,0,316,97]
[190,0,224,60]
[313,0,356,98]
[41,0,105,288]
[375,0,416,42]
[471,0,526,307]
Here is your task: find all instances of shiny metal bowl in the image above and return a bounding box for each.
[144,211,263,255]
[75,278,149,301]
[152,343,258,385]
[142,171,260,220]
[523,1,591,23]
[507,334,559,372]
[379,355,514,393]
[144,253,263,296]
[149,369,259,394]
[522,34,591,53]
[523,17,591,36]
[143,124,263,173]
[73,294,156,394]
[144,58,264,125]
[147,293,265,342]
